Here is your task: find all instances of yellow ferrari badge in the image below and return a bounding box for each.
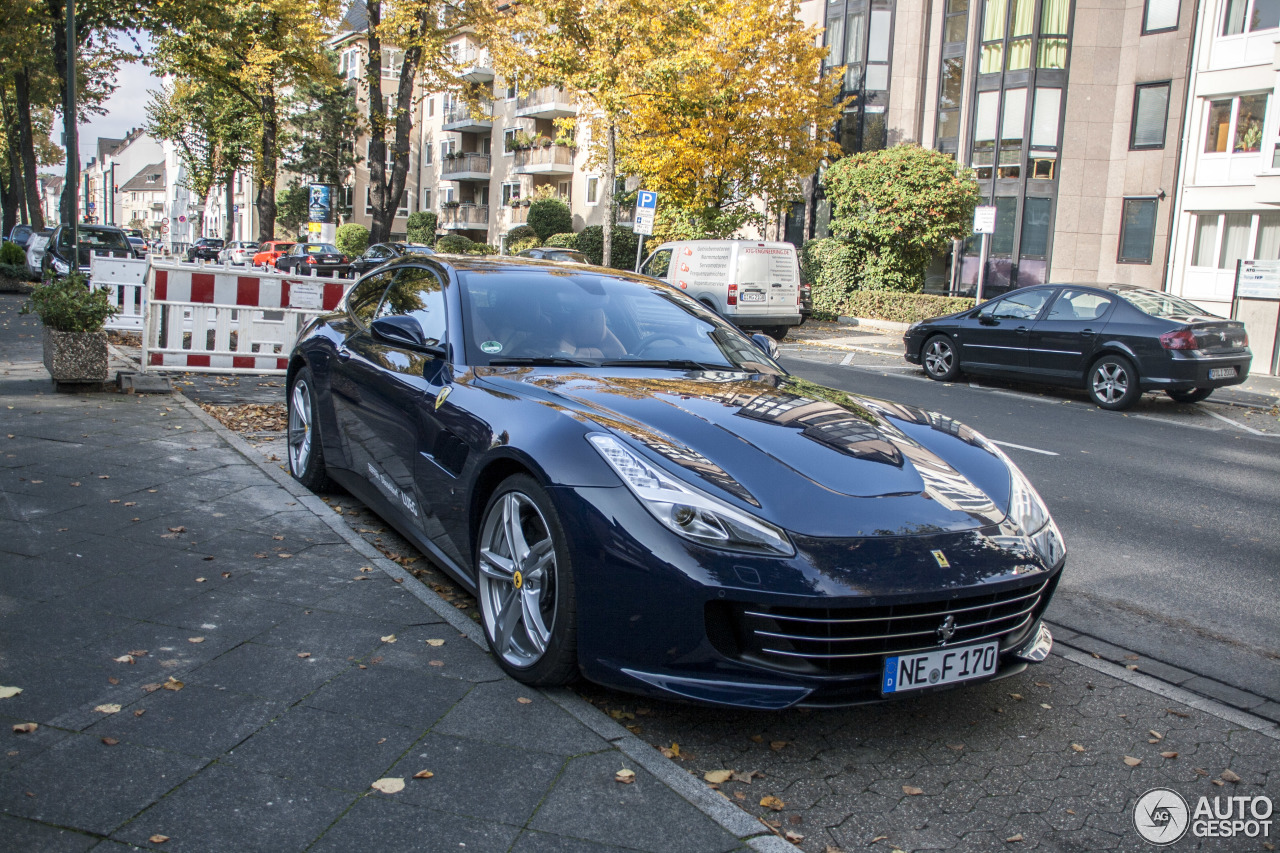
[931,550,950,568]
[435,386,452,410]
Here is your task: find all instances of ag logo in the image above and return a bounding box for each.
[1133,788,1189,845]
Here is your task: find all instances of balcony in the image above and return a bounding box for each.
[440,203,489,230]
[456,47,494,84]
[506,205,529,225]
[515,87,576,119]
[440,152,492,181]
[513,145,575,176]
[442,100,493,132]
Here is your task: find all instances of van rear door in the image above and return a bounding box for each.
[735,245,799,319]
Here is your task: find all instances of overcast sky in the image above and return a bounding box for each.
[75,57,163,167]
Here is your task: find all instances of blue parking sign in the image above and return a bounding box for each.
[637,191,658,211]
[634,191,658,236]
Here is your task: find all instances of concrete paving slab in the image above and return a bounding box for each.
[183,641,351,702]
[302,662,473,729]
[433,679,613,757]
[0,813,100,852]
[306,796,523,853]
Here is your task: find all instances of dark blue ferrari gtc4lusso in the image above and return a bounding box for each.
[285,255,1065,709]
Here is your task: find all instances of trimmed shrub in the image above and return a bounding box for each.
[435,234,475,254]
[509,236,541,254]
[527,198,573,242]
[0,240,27,266]
[469,242,498,255]
[23,273,118,332]
[505,225,539,250]
[828,290,975,324]
[0,262,32,290]
[335,223,370,258]
[405,211,437,245]
[543,232,578,249]
[576,225,639,270]
[802,238,864,317]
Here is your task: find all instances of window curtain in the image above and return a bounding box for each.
[825,15,845,66]
[1222,0,1247,34]
[1192,215,1218,267]
[1037,38,1068,67]
[1031,88,1062,148]
[983,0,1008,39]
[981,44,1005,72]
[1041,0,1070,33]
[1008,39,1033,68]
[1011,0,1035,34]
[1255,213,1280,258]
[1219,213,1252,269]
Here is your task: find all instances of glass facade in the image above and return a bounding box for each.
[824,0,895,155]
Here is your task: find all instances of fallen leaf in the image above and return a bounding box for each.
[188,637,204,644]
[760,795,786,811]
[1165,708,1190,718]
[428,660,444,667]
[113,655,135,664]
[167,526,185,533]
[750,734,764,743]
[426,639,445,647]
[1039,703,1052,710]
[128,650,148,657]
[1212,779,1225,787]
[297,652,311,659]
[272,535,285,541]
[1194,767,1209,777]
[1123,756,1142,767]
[871,837,888,844]
[734,791,746,800]
[12,723,37,734]
[625,724,642,734]
[412,769,435,779]
[0,686,23,699]
[769,740,789,751]
[1005,834,1024,843]
[1070,744,1085,753]
[380,634,397,644]
[162,677,184,692]
[107,677,119,685]
[1160,751,1179,759]
[134,710,145,717]
[1220,769,1241,783]
[70,481,80,487]
[731,770,763,783]
[194,578,206,583]
[94,704,122,714]
[101,737,119,746]
[901,785,924,796]
[1034,681,1051,688]
[947,744,965,751]
[785,830,804,843]
[517,697,533,704]
[1126,664,1139,670]
[1009,693,1023,701]
[277,553,292,559]
[149,835,169,844]
[370,778,405,794]
[704,770,734,784]
[221,572,231,579]
[1124,654,1139,660]
[124,502,136,507]
[615,768,635,784]
[660,743,680,759]
[608,709,635,720]
[788,815,802,825]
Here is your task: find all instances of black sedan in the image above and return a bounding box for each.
[348,242,436,276]
[275,242,350,277]
[285,256,1064,709]
[904,284,1252,410]
[517,247,589,264]
[43,225,136,277]
[186,238,224,261]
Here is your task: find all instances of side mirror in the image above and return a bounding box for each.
[371,315,446,357]
[750,333,780,359]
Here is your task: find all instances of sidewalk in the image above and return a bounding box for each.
[0,297,779,852]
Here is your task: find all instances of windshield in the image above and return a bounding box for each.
[1114,289,1219,319]
[543,250,588,264]
[305,243,339,254]
[64,228,131,250]
[460,269,784,373]
[403,245,435,255]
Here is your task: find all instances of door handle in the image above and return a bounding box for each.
[1015,326,1029,334]
[337,346,352,360]
[1080,328,1095,335]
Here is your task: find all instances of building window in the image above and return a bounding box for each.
[1130,82,1170,150]
[586,177,600,205]
[423,143,432,165]
[1204,94,1269,153]
[364,188,372,214]
[1143,0,1179,32]
[503,128,519,154]
[826,0,895,155]
[422,189,431,211]
[1222,0,1280,35]
[1118,198,1158,263]
[1021,196,1052,256]
[501,182,520,206]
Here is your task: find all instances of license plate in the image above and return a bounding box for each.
[1208,367,1237,380]
[740,291,766,303]
[882,641,999,694]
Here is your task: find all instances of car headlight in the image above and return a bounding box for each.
[588,433,794,557]
[50,256,70,274]
[906,322,921,336]
[1007,464,1064,566]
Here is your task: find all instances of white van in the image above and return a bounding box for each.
[639,240,802,340]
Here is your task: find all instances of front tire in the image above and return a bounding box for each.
[287,366,333,492]
[476,475,578,686]
[1088,354,1140,410]
[922,334,962,381]
[1166,387,1213,404]
[765,326,790,341]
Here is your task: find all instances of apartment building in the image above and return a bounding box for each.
[1167,0,1280,318]
[118,162,167,236]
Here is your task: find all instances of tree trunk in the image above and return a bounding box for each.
[14,69,44,231]
[224,174,235,243]
[46,0,77,227]
[255,97,277,242]
[4,139,24,234]
[0,155,16,238]
[365,1,388,243]
[603,122,616,268]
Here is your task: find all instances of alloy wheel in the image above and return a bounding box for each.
[288,381,313,476]
[477,491,558,668]
[1091,362,1129,405]
[924,338,954,377]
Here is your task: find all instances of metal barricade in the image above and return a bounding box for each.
[141,262,350,374]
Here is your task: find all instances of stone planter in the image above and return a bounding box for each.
[42,328,109,384]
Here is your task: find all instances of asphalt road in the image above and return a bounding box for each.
[780,351,1280,705]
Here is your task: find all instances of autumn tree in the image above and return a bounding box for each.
[151,0,338,241]
[617,0,843,239]
[823,144,979,291]
[481,0,696,266]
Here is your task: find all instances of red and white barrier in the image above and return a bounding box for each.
[142,263,350,374]
[90,256,150,332]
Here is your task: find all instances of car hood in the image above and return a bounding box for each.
[480,369,1014,538]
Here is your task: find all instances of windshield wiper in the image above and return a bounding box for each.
[599,359,731,371]
[486,356,594,366]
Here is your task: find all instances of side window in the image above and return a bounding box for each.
[375,267,448,344]
[1046,288,1113,322]
[348,271,394,327]
[992,290,1050,320]
[641,248,673,278]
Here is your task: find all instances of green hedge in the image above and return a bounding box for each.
[406,212,437,245]
[0,241,27,266]
[505,225,539,250]
[435,234,498,255]
[831,291,974,324]
[527,198,572,242]
[335,223,369,258]
[544,232,577,248]
[576,225,638,270]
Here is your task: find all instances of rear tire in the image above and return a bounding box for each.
[766,326,790,341]
[287,366,333,492]
[922,334,962,381]
[1087,354,1141,410]
[1166,387,1213,404]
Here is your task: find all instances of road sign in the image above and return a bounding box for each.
[160,224,169,234]
[179,215,186,223]
[633,190,658,237]
[973,205,996,234]
[161,217,169,225]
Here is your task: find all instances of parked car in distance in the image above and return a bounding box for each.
[186,238,225,262]
[252,240,295,269]
[218,240,259,266]
[273,242,349,276]
[43,225,135,277]
[516,247,589,264]
[639,240,802,341]
[6,224,35,249]
[903,284,1253,410]
[25,229,54,280]
[285,255,1064,709]
[348,242,436,277]
[128,237,149,257]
